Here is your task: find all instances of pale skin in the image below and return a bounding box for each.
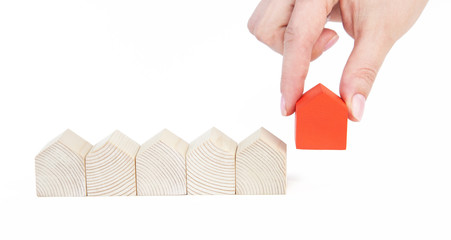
[248,0,428,121]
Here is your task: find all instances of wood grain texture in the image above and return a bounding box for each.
[236,127,287,195]
[136,129,188,195]
[35,129,92,197]
[186,127,237,195]
[85,130,140,196]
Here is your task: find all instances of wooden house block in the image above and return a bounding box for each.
[85,130,140,196]
[136,129,188,195]
[295,83,348,150]
[35,129,92,197]
[236,128,287,195]
[186,128,237,195]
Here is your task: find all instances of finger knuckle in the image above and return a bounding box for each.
[357,67,377,87]
[341,66,378,96]
[284,25,316,48]
[253,27,277,47]
[283,25,299,45]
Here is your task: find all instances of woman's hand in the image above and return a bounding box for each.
[248,0,428,121]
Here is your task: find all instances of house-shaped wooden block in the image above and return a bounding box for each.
[136,129,188,196]
[186,127,237,195]
[236,128,286,195]
[35,129,92,197]
[295,83,348,150]
[85,130,140,196]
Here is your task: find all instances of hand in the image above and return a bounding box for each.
[248,0,428,121]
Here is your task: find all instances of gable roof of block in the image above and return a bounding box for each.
[296,83,346,111]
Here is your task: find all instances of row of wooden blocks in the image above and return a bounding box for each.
[35,127,286,196]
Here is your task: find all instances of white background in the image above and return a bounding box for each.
[1,0,450,239]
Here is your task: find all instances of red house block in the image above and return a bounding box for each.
[295,83,348,150]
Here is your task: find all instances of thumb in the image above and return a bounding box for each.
[340,35,393,122]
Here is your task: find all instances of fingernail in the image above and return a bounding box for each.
[324,35,339,52]
[351,94,366,121]
[281,95,287,116]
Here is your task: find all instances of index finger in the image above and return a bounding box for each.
[281,0,335,115]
